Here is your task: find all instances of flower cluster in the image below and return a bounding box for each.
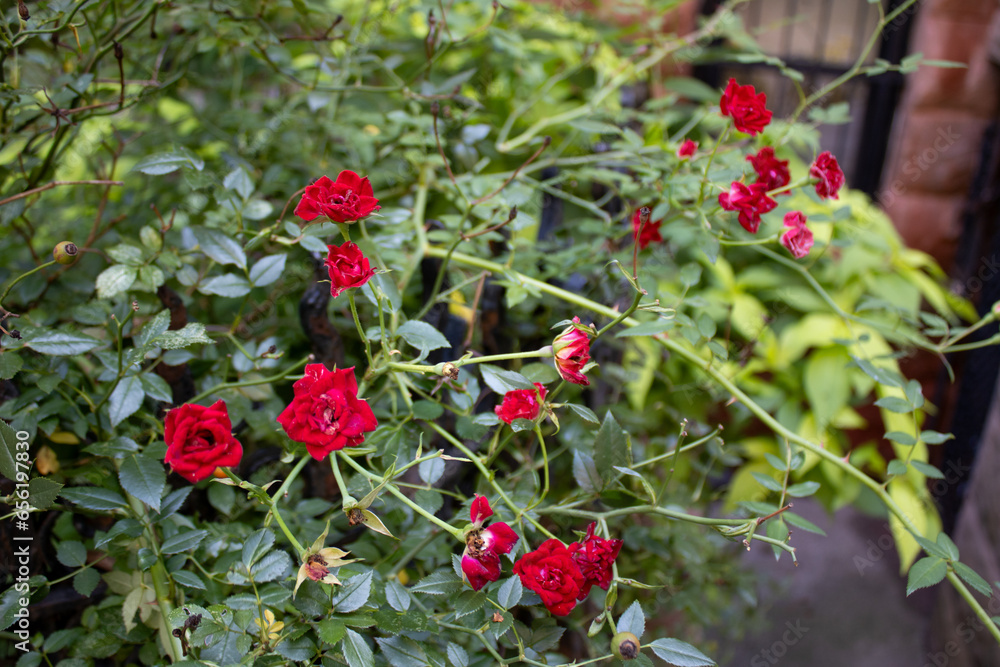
[716,80,846,258]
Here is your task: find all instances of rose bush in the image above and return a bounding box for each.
[1,2,997,667]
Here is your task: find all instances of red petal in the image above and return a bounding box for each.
[470,495,493,523]
[485,522,519,555]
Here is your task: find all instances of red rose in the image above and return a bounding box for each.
[568,522,623,600]
[495,383,547,424]
[277,364,378,460]
[719,78,772,136]
[294,170,381,223]
[325,241,376,298]
[780,211,814,259]
[462,496,519,591]
[809,151,844,199]
[553,317,592,386]
[747,147,790,194]
[164,400,243,483]
[632,207,663,251]
[718,181,777,234]
[513,539,586,616]
[676,139,697,159]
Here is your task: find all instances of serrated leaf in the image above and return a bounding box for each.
[199,273,252,298]
[447,642,468,667]
[343,628,374,667]
[783,512,826,536]
[953,562,992,597]
[23,329,102,356]
[29,477,63,510]
[497,577,523,609]
[132,151,204,175]
[171,570,206,589]
[60,487,129,511]
[573,450,603,494]
[906,557,947,595]
[594,412,629,483]
[56,541,86,567]
[786,481,820,498]
[249,254,287,287]
[118,454,166,511]
[454,590,487,618]
[385,579,411,612]
[193,227,247,269]
[0,352,23,380]
[411,570,463,596]
[566,403,599,424]
[243,529,276,567]
[250,550,291,582]
[95,265,138,299]
[376,636,427,667]
[334,570,373,613]
[617,600,645,639]
[74,567,101,597]
[936,533,960,560]
[648,638,715,666]
[751,472,783,492]
[153,323,213,349]
[317,619,346,646]
[529,625,564,652]
[160,529,208,554]
[480,364,535,393]
[0,420,18,481]
[397,320,450,355]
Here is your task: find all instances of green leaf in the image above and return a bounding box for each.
[412,400,444,421]
[171,570,206,590]
[936,533,960,560]
[317,619,346,646]
[29,477,63,510]
[376,636,427,667]
[22,329,102,356]
[953,562,992,597]
[334,570,373,613]
[453,590,487,618]
[108,375,145,428]
[153,323,213,349]
[385,579,411,612]
[0,420,20,482]
[786,481,820,498]
[594,412,629,483]
[74,568,101,597]
[617,600,645,639]
[343,628,374,667]
[193,227,247,269]
[906,557,947,595]
[887,459,909,476]
[572,450,603,494]
[751,472,782,493]
[224,167,255,199]
[396,320,450,355]
[804,348,850,427]
[243,529,276,567]
[118,454,166,511]
[648,638,715,666]
[56,541,87,567]
[920,430,954,445]
[565,403,600,424]
[764,453,787,471]
[199,273,252,298]
[783,512,826,536]
[139,374,173,402]
[875,396,913,413]
[160,529,208,554]
[911,460,945,479]
[132,150,204,175]
[447,642,468,667]
[479,364,535,393]
[0,352,23,380]
[913,535,952,560]
[529,625,564,652]
[250,550,292,582]
[61,487,129,511]
[418,457,445,484]
[410,570,462,595]
[885,431,917,446]
[95,265,138,299]
[249,254,287,287]
[497,577,522,609]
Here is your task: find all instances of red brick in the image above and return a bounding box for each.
[883,111,989,196]
[881,191,964,269]
[926,0,997,23]
[905,15,998,115]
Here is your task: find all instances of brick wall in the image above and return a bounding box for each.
[879,0,1000,272]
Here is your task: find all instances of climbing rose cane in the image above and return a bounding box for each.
[294,170,381,223]
[719,78,773,135]
[277,364,378,460]
[513,539,586,616]
[568,522,624,599]
[495,383,547,424]
[780,211,814,259]
[163,400,243,483]
[325,241,376,298]
[461,496,519,590]
[553,317,592,385]
[810,151,845,199]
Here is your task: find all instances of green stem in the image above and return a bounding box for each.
[348,292,375,368]
[528,425,550,509]
[270,455,310,506]
[188,356,310,405]
[224,468,304,555]
[426,421,558,540]
[0,259,58,308]
[337,452,464,539]
[697,124,730,206]
[330,452,353,508]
